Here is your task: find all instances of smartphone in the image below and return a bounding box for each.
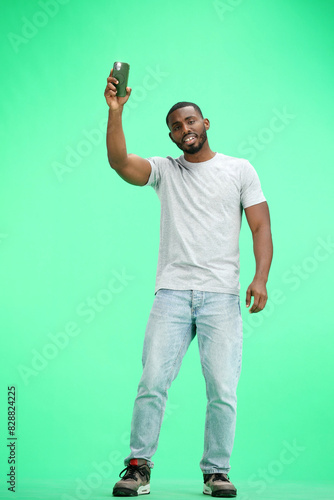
[112,62,130,97]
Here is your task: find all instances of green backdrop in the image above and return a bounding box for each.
[1,0,333,498]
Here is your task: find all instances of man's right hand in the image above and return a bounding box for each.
[104,68,132,110]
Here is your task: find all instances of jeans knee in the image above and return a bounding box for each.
[137,376,167,398]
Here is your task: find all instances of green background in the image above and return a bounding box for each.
[1,0,333,498]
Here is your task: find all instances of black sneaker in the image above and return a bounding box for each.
[113,459,151,496]
[203,472,237,497]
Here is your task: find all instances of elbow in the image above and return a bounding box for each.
[108,157,127,171]
[252,222,271,235]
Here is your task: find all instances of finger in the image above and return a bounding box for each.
[105,88,117,99]
[107,82,117,90]
[245,287,252,308]
[251,295,267,314]
[107,77,119,85]
[261,295,268,311]
[106,85,119,98]
[249,293,260,313]
[250,302,261,313]
[106,86,117,95]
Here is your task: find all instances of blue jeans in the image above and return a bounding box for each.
[124,289,243,474]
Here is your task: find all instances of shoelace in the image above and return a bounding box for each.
[119,464,148,481]
[211,473,231,482]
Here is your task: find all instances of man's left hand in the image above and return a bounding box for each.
[246,278,268,313]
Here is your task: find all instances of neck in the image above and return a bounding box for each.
[183,142,216,163]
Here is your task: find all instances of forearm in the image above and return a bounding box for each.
[106,107,128,169]
[252,226,273,283]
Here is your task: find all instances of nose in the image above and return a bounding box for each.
[181,123,193,137]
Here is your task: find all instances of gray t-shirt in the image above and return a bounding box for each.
[144,152,266,295]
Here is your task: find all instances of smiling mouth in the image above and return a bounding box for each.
[183,135,197,144]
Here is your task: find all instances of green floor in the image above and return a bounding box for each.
[2,479,334,500]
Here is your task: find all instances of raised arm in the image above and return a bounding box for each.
[104,68,151,186]
[244,201,273,313]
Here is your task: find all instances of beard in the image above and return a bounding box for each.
[176,126,208,154]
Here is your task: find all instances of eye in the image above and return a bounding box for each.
[173,119,195,131]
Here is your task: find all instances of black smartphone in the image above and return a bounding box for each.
[112,62,130,97]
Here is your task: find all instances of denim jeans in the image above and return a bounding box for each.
[124,289,243,474]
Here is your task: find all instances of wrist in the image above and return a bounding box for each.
[108,105,123,114]
[254,273,268,284]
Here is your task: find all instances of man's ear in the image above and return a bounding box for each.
[204,118,210,131]
[169,132,176,144]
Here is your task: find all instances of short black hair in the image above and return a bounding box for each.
[166,101,203,129]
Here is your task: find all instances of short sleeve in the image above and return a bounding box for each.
[240,160,266,209]
[144,156,164,189]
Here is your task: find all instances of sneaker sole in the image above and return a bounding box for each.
[113,484,150,496]
[203,484,237,497]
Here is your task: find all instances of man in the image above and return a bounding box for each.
[104,68,273,497]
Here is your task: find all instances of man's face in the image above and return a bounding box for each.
[168,106,209,154]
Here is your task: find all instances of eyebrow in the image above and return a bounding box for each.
[171,116,197,127]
